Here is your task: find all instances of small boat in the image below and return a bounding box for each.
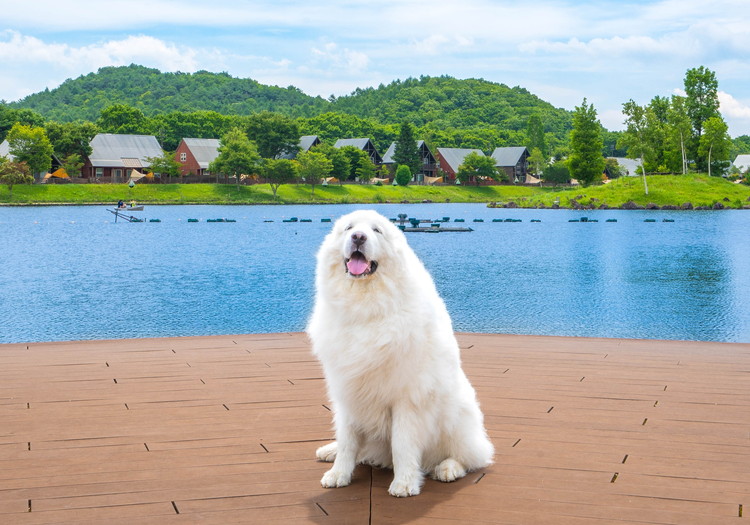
[116,205,144,212]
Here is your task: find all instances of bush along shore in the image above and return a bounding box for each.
[1,175,749,209]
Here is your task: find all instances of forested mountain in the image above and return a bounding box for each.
[8,65,575,152]
[9,65,329,122]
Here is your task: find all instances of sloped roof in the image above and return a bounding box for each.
[608,157,643,176]
[299,135,320,152]
[382,140,426,164]
[437,147,484,172]
[334,138,372,150]
[89,133,163,168]
[733,154,750,172]
[0,140,11,160]
[491,147,529,167]
[183,138,221,169]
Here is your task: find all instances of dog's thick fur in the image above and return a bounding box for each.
[307,210,494,497]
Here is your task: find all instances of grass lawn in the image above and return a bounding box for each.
[1,175,748,209]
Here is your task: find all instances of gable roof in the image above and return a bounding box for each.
[733,154,750,172]
[299,135,320,152]
[491,147,529,167]
[334,138,372,150]
[183,138,220,169]
[437,147,484,172]
[0,140,11,160]
[382,140,426,164]
[89,133,163,168]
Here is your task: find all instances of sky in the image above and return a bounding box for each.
[2,0,750,137]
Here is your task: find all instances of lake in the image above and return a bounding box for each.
[1,204,748,344]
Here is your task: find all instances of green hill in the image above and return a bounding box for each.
[8,65,574,151]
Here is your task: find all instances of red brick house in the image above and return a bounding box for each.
[175,138,221,177]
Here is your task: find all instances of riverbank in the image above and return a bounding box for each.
[1,332,747,523]
[2,174,749,209]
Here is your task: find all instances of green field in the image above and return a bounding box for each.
[1,175,749,209]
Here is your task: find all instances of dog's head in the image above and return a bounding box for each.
[317,210,406,282]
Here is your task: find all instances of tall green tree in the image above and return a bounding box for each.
[245,111,300,159]
[262,158,299,198]
[296,150,332,196]
[698,116,732,177]
[6,123,54,177]
[684,66,720,170]
[620,99,651,194]
[456,151,499,185]
[44,121,98,159]
[568,99,605,188]
[527,114,547,157]
[97,104,150,135]
[393,121,421,176]
[355,155,376,184]
[209,128,261,187]
[526,147,547,178]
[666,95,692,174]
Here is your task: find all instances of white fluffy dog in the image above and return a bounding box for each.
[307,209,494,497]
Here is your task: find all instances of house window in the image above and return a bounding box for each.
[180,152,187,162]
[95,168,103,178]
[114,169,122,179]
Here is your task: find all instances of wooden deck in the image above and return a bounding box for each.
[1,332,748,524]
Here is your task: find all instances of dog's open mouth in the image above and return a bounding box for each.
[345,251,378,277]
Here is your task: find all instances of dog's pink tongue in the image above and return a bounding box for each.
[347,253,369,275]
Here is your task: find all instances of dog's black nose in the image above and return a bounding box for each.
[351,231,367,246]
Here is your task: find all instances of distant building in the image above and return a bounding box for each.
[491,147,530,183]
[334,138,383,165]
[607,157,643,176]
[83,133,163,181]
[436,147,484,181]
[382,140,437,182]
[175,138,221,177]
[732,154,750,173]
[280,135,321,159]
[0,139,61,179]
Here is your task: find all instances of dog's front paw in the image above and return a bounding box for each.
[321,468,352,488]
[388,474,422,497]
[432,458,467,482]
[316,442,337,462]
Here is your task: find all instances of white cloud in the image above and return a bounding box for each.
[311,42,369,74]
[719,91,750,120]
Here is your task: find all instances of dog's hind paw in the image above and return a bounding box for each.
[321,468,351,488]
[431,458,467,482]
[316,442,337,462]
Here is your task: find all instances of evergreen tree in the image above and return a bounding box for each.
[393,121,421,176]
[568,99,605,187]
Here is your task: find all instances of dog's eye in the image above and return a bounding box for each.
[344,225,352,231]
[373,226,382,234]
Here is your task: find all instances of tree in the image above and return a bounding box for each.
[526,147,547,178]
[395,164,411,186]
[355,155,376,184]
[0,158,34,198]
[97,104,149,135]
[245,111,300,159]
[0,105,44,142]
[568,99,605,188]
[311,143,348,184]
[209,128,261,187]
[6,123,54,177]
[44,121,98,160]
[666,95,692,174]
[684,66,720,139]
[61,153,84,178]
[542,161,570,185]
[296,150,332,196]
[337,145,364,181]
[620,99,651,194]
[393,121,421,176]
[262,158,299,198]
[527,114,547,157]
[456,151,499,185]
[699,116,732,177]
[145,151,182,181]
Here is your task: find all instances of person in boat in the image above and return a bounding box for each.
[117,200,125,209]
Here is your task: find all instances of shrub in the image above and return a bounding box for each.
[395,165,412,186]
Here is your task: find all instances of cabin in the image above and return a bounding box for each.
[82,133,163,182]
[175,138,221,177]
[381,140,437,183]
[279,135,321,159]
[334,138,383,165]
[732,154,750,174]
[491,147,530,183]
[436,147,485,182]
[0,139,62,180]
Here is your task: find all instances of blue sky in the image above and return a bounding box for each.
[3,0,750,136]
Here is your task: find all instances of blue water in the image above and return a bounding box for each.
[1,204,748,344]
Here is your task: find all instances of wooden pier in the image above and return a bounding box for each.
[1,333,748,523]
